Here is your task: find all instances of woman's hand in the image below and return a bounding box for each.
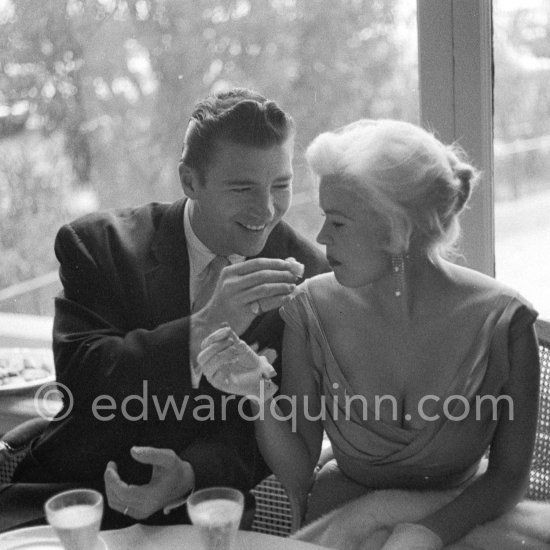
[197,323,278,401]
[381,523,443,550]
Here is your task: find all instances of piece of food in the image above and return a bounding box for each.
[286,257,305,278]
[0,349,53,387]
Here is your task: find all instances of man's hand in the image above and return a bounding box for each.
[190,257,303,363]
[103,447,194,520]
[195,257,302,333]
[197,324,278,400]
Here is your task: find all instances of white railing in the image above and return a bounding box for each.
[0,270,60,317]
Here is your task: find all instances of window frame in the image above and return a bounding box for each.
[417,0,494,276]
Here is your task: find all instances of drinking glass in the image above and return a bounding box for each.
[187,487,244,550]
[44,488,103,550]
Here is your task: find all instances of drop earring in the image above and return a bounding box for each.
[390,253,405,297]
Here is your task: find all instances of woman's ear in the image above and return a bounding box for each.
[178,161,200,198]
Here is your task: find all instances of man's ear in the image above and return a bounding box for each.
[179,161,200,198]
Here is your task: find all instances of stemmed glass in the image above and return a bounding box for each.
[44,488,103,550]
[187,487,244,550]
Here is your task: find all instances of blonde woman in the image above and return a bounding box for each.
[198,120,540,549]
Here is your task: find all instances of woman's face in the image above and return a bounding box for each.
[316,175,390,288]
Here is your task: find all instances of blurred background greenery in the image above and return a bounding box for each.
[1,0,549,315]
[0,0,418,294]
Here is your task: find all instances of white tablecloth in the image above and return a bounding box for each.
[101,524,329,550]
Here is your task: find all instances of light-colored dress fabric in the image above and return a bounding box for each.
[279,267,540,535]
[292,487,550,550]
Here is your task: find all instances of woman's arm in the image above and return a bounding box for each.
[252,324,325,517]
[414,323,540,546]
[197,320,325,517]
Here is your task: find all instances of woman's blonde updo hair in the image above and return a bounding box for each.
[305,119,479,260]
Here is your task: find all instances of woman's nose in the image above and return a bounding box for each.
[316,222,330,245]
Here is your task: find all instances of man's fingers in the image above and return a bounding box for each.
[230,269,297,293]
[257,293,296,313]
[286,257,305,278]
[103,462,137,506]
[243,283,296,305]
[230,258,301,276]
[104,460,120,481]
[104,461,129,491]
[130,446,176,469]
[103,459,156,519]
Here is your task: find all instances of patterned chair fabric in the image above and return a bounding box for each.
[251,475,297,536]
[527,319,550,500]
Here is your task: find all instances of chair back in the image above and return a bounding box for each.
[527,318,550,500]
[251,475,301,536]
[0,417,50,484]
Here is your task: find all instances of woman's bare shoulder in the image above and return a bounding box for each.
[439,260,516,295]
[304,272,342,301]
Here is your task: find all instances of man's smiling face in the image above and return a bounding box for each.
[186,139,294,257]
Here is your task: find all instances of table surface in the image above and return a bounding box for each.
[0,524,330,549]
[101,524,329,549]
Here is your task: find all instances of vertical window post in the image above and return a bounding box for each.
[417,0,494,275]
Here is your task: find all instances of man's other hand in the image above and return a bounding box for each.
[103,447,194,520]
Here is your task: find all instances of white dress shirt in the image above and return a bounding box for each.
[183,200,244,386]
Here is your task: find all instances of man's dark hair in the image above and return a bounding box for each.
[180,88,295,180]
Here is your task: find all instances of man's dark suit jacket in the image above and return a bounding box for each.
[15,199,328,500]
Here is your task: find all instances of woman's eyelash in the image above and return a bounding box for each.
[320,213,344,227]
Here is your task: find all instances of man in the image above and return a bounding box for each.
[7,88,327,529]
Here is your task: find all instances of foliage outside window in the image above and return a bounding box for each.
[494,0,550,318]
[0,0,418,315]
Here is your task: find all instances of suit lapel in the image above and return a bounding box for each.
[145,198,191,326]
